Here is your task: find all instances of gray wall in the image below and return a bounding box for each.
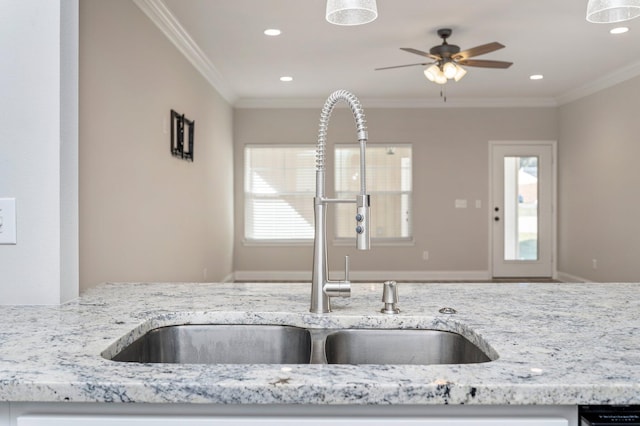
[234,107,558,279]
[558,75,640,282]
[79,0,234,290]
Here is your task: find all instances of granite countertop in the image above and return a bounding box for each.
[0,281,639,405]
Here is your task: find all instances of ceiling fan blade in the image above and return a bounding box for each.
[375,62,432,71]
[400,47,439,60]
[455,42,505,60]
[458,59,513,69]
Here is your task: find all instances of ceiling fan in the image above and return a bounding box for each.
[376,28,513,85]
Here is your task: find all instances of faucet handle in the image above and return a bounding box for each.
[381,281,400,314]
[324,256,352,299]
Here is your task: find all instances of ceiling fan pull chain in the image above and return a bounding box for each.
[440,86,447,102]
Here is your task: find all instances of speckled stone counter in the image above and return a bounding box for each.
[0,281,639,405]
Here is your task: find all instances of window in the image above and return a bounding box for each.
[335,144,412,241]
[244,144,412,244]
[244,145,316,242]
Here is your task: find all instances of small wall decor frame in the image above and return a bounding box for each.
[170,109,195,161]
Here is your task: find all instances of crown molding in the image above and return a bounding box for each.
[235,96,558,109]
[556,60,640,105]
[132,0,237,104]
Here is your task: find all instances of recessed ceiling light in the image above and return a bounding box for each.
[280,76,293,82]
[264,29,281,36]
[530,74,544,80]
[610,26,629,34]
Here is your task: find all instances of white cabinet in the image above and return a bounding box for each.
[17,416,569,426]
[0,403,9,426]
[10,403,578,426]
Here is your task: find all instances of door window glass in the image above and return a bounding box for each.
[503,156,538,261]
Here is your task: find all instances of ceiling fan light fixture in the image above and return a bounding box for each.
[424,64,440,82]
[586,0,640,23]
[453,65,467,82]
[434,72,448,85]
[443,61,458,79]
[326,0,378,26]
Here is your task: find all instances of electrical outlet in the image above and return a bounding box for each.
[422,251,429,261]
[592,259,598,270]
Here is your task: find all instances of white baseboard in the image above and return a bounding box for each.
[220,273,235,283]
[556,271,593,283]
[232,270,491,282]
[232,271,310,282]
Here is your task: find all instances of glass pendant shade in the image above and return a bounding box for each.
[454,65,467,82]
[586,0,640,23]
[434,72,448,85]
[443,62,458,79]
[326,0,378,25]
[424,64,440,82]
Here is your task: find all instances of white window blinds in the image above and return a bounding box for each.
[335,144,413,240]
[244,145,316,241]
[244,144,412,243]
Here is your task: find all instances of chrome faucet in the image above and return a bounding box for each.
[310,90,371,313]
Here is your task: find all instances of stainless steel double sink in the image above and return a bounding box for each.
[109,324,494,365]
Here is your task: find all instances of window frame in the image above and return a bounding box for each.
[242,143,414,246]
[333,143,414,245]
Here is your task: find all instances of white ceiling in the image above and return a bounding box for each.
[147,0,640,107]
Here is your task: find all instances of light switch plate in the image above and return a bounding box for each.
[0,198,17,244]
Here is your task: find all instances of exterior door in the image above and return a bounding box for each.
[490,142,555,278]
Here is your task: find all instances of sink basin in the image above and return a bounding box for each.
[108,324,494,366]
[324,329,492,365]
[110,324,312,364]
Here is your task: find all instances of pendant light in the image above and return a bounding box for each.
[326,0,378,26]
[586,0,640,23]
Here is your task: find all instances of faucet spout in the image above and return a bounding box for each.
[311,90,371,314]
